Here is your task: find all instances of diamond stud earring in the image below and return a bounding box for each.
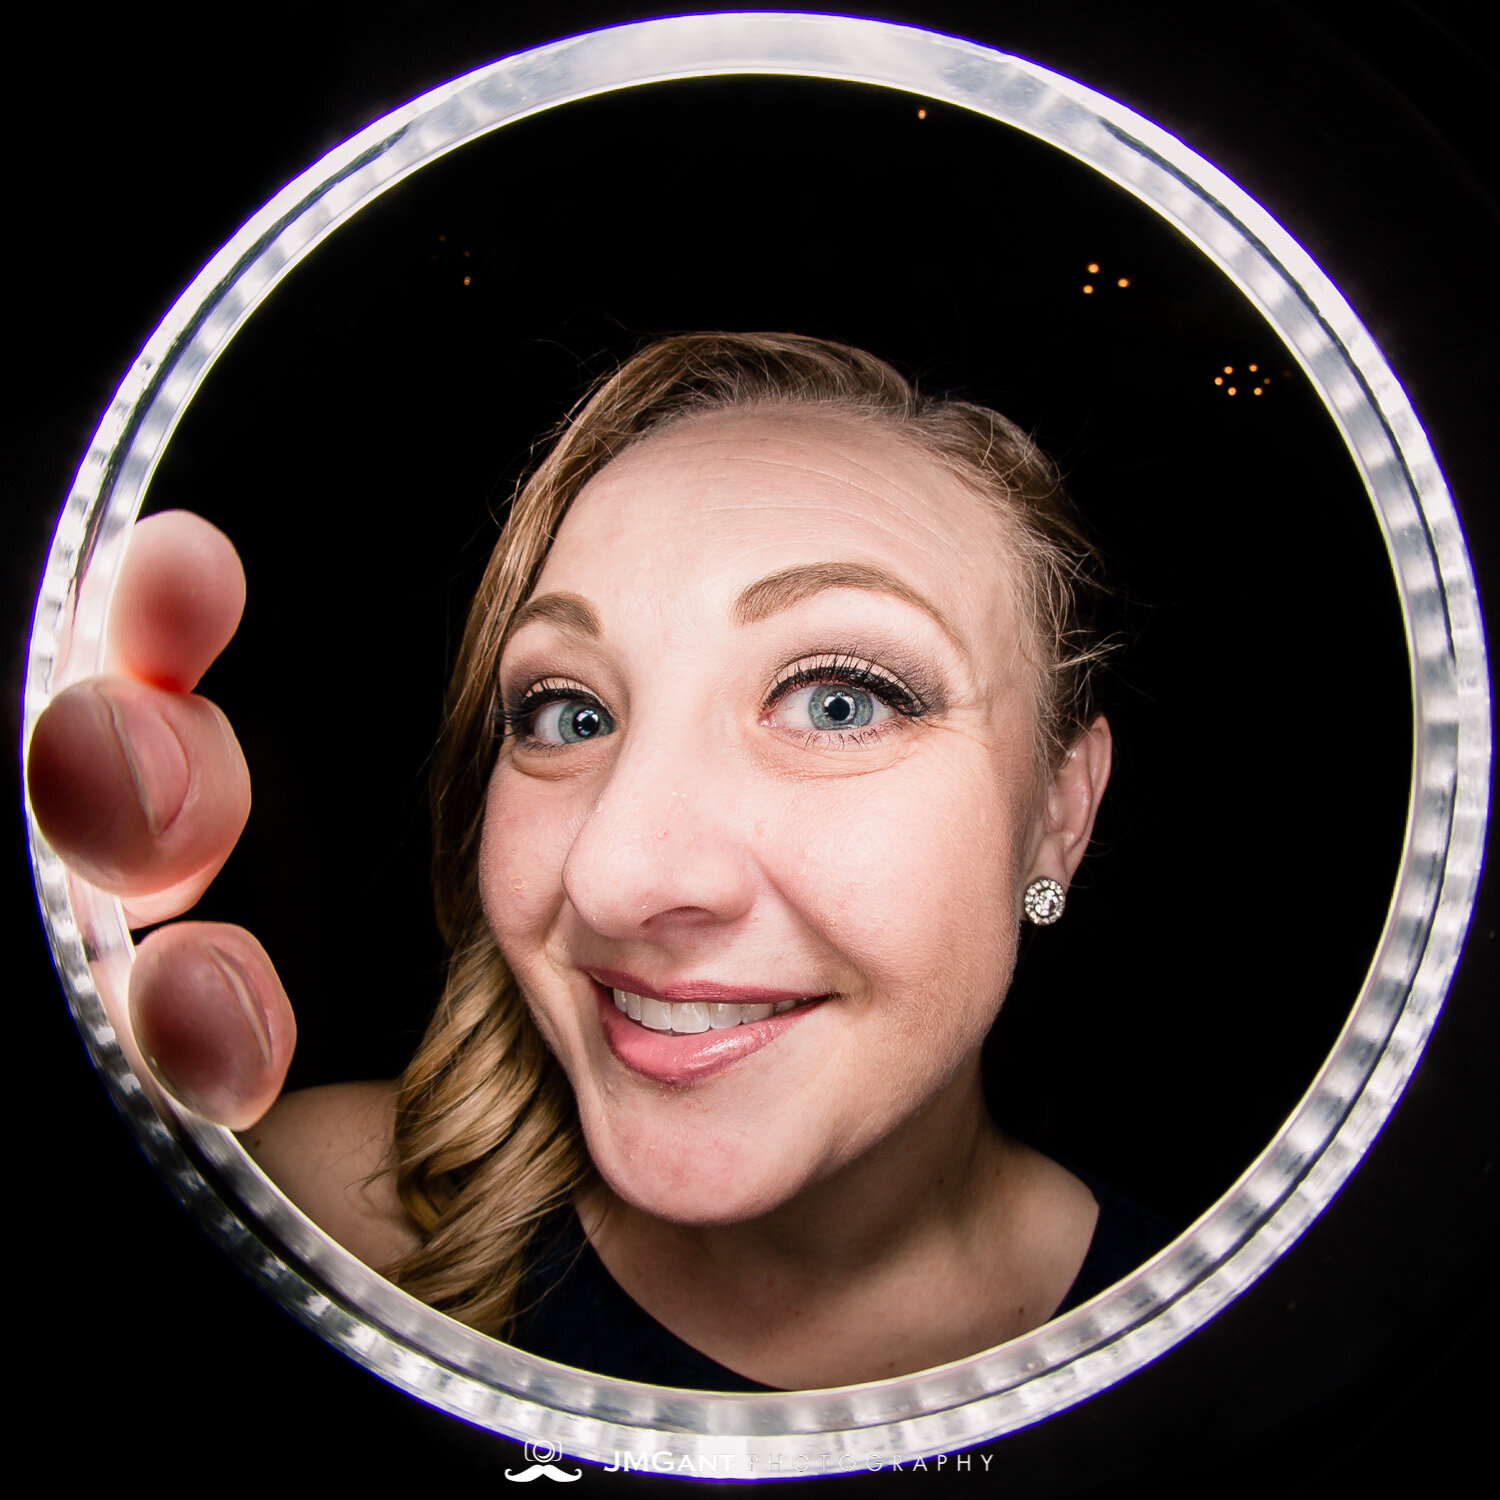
[1023,877,1066,926]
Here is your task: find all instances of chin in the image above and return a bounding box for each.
[585,1119,804,1227]
[612,1178,793,1228]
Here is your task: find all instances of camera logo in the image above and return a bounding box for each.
[504,1443,583,1483]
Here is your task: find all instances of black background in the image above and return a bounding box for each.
[8,3,1495,1493]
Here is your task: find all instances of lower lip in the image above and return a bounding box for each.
[596,987,824,1086]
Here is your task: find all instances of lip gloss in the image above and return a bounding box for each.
[594,985,824,1086]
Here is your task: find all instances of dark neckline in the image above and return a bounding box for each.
[510,1169,1175,1392]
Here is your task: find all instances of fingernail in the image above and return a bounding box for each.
[207,943,276,1072]
[139,943,275,1123]
[95,686,190,835]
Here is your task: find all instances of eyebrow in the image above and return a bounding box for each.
[509,564,964,653]
[508,592,601,639]
[731,562,965,652]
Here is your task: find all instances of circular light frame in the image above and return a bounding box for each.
[22,12,1490,1476]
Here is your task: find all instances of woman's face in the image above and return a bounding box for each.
[480,409,1069,1224]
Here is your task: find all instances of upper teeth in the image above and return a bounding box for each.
[613,989,808,1034]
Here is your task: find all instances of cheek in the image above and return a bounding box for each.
[477,765,576,966]
[778,754,1031,1015]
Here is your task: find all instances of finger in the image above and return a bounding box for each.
[105,510,246,691]
[26,676,250,911]
[130,923,295,1130]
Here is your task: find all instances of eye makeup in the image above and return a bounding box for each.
[496,636,951,755]
[499,676,613,746]
[761,652,934,721]
[762,645,948,714]
[755,651,951,752]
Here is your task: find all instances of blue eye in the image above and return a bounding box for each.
[530,698,616,744]
[779,683,892,734]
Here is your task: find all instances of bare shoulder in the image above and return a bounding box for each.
[1007,1139,1101,1248]
[983,1135,1101,1325]
[239,1080,420,1271]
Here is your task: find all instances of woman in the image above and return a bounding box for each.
[28,332,1164,1391]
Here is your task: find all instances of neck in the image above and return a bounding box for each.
[572,1043,1101,1387]
[577,1058,1030,1377]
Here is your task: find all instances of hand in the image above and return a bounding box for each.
[28,511,295,1129]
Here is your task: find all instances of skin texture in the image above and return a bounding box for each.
[482,410,1111,1383]
[28,425,1112,1382]
[27,511,294,1130]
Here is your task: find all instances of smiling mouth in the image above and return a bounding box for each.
[612,988,815,1034]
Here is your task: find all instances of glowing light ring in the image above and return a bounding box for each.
[21,11,1490,1475]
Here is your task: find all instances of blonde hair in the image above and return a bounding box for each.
[390,332,1112,1334]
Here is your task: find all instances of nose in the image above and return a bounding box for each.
[561,723,758,940]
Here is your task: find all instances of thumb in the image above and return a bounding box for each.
[130,923,295,1130]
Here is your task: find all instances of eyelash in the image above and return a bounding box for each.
[762,654,930,747]
[499,657,931,750]
[763,654,925,714]
[498,678,604,745]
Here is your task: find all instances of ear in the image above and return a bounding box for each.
[1027,716,1112,888]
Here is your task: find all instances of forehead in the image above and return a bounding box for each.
[536,409,1021,639]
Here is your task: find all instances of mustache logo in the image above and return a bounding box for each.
[505,1444,582,1483]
